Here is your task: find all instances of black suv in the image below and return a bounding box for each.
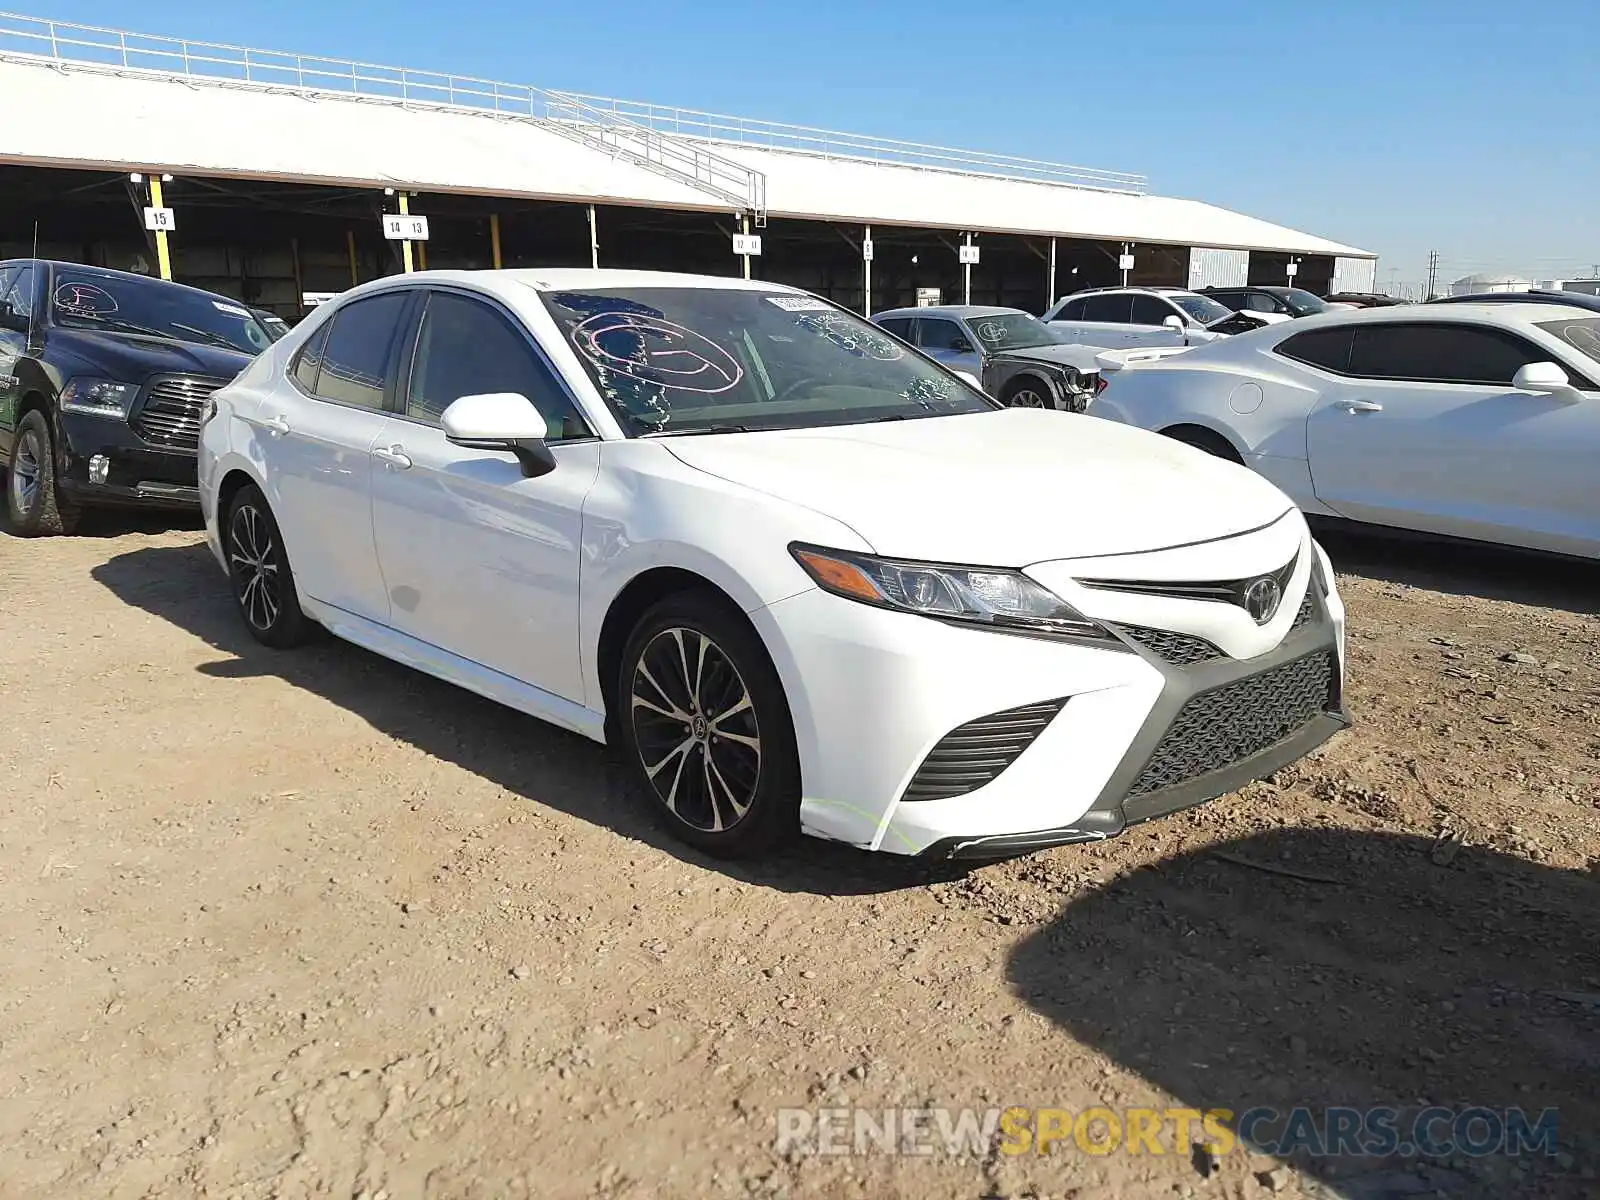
[0,260,271,535]
[1200,285,1334,318]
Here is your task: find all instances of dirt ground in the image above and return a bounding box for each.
[0,511,1596,1200]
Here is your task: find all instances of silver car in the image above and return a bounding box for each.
[870,305,1101,411]
[1042,287,1274,350]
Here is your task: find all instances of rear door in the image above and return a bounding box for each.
[250,289,413,622]
[1304,320,1600,554]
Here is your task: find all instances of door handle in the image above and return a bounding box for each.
[372,444,412,470]
[263,415,290,437]
[1337,400,1384,413]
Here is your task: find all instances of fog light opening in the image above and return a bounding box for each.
[88,454,110,485]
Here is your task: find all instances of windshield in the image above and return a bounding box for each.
[1171,294,1234,324]
[1535,317,1600,369]
[1284,288,1331,316]
[965,311,1061,351]
[539,287,998,435]
[49,267,273,355]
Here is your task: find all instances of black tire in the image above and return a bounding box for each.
[5,410,81,536]
[225,483,312,648]
[616,590,800,858]
[1161,425,1245,465]
[1001,376,1055,410]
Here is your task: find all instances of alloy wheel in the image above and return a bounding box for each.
[229,501,282,632]
[10,429,41,515]
[1011,386,1051,409]
[630,626,762,833]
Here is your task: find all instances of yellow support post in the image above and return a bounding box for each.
[490,212,502,269]
[347,229,359,287]
[398,193,415,274]
[416,239,427,272]
[148,176,173,281]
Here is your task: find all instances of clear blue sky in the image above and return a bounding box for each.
[32,0,1600,288]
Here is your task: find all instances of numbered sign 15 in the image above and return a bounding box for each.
[143,207,175,232]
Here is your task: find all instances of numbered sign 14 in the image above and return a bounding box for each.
[383,215,431,241]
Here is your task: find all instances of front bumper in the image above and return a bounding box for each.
[56,412,199,509]
[752,523,1349,858]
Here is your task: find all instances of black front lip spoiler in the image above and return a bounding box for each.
[919,707,1349,860]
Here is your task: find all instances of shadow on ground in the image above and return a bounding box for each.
[1310,519,1600,617]
[91,539,969,896]
[0,502,203,540]
[1008,826,1600,1198]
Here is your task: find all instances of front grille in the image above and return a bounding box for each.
[131,375,226,449]
[1116,625,1226,666]
[902,698,1067,802]
[1127,650,1336,797]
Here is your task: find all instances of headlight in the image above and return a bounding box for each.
[790,543,1121,645]
[60,378,137,417]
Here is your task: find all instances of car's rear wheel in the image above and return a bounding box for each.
[226,483,312,648]
[1001,377,1054,410]
[1161,424,1245,465]
[617,591,800,857]
[6,410,81,536]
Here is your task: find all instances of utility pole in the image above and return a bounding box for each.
[1425,250,1439,300]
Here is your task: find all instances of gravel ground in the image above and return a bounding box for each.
[0,511,1596,1200]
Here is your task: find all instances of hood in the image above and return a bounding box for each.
[661,408,1293,565]
[49,328,255,382]
[994,343,1104,374]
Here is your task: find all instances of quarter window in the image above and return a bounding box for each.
[1277,327,1354,373]
[406,292,591,439]
[1348,323,1546,385]
[313,292,409,410]
[1081,294,1133,324]
[1055,298,1086,321]
[291,319,331,393]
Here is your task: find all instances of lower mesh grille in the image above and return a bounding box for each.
[1290,589,1316,630]
[1117,625,1225,666]
[902,698,1067,802]
[1127,650,1336,797]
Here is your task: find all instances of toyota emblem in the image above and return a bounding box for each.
[1242,577,1283,625]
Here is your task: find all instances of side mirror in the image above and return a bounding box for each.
[0,302,27,333]
[1512,362,1581,401]
[441,392,557,478]
[1161,314,1189,345]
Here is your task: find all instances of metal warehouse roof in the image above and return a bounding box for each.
[0,14,1373,259]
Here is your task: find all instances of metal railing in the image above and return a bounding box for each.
[557,94,1148,195]
[0,11,768,221]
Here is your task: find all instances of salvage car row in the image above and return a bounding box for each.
[1,257,1594,867]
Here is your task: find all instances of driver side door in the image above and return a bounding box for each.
[368,287,602,703]
[915,317,982,376]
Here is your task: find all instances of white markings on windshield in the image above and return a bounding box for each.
[570,311,744,394]
[54,282,119,317]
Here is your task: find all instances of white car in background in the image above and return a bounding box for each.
[198,269,1348,861]
[1042,286,1282,351]
[1090,301,1600,559]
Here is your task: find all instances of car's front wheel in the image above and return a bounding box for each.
[1001,377,1054,410]
[6,410,80,536]
[617,591,800,857]
[226,482,312,648]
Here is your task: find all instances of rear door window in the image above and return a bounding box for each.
[1277,327,1354,373]
[313,292,410,410]
[876,317,914,340]
[1080,294,1133,324]
[1055,298,1086,321]
[916,318,968,351]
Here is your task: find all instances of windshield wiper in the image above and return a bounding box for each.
[170,321,244,351]
[640,424,753,438]
[64,315,179,341]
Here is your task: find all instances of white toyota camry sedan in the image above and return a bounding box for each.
[1089,301,1600,559]
[198,269,1349,860]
